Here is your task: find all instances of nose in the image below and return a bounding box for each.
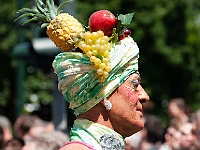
[138,85,150,103]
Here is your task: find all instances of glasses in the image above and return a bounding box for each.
[129,72,141,90]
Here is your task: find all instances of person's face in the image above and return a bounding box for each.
[165,126,181,149]
[168,102,180,118]
[108,72,150,137]
[179,122,193,149]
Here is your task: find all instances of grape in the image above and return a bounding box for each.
[106,43,112,50]
[83,45,91,52]
[95,39,101,44]
[90,56,96,62]
[78,41,86,49]
[76,30,113,82]
[102,36,109,42]
[94,58,101,66]
[105,64,111,72]
[97,68,104,75]
[99,63,106,69]
[104,51,109,58]
[86,38,93,45]
[83,31,91,39]
[103,71,109,78]
[102,58,109,64]
[98,76,105,82]
[86,51,93,57]
[97,30,104,37]
[91,32,98,41]
[92,50,98,56]
[95,44,100,50]
[100,39,106,45]
[91,44,96,50]
[124,29,131,36]
[99,45,105,53]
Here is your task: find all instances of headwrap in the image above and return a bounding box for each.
[52,37,139,116]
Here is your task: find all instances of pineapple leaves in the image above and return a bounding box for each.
[36,0,50,20]
[14,8,39,23]
[21,17,40,25]
[14,13,34,23]
[16,8,38,14]
[41,23,49,28]
[46,0,57,19]
[57,0,73,14]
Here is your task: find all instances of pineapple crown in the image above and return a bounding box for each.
[15,0,73,28]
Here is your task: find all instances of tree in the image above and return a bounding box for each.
[0,0,199,124]
[117,0,200,120]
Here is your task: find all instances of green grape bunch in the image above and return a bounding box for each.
[76,30,112,82]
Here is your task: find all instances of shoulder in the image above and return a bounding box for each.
[59,141,94,150]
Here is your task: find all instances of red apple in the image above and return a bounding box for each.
[89,10,117,36]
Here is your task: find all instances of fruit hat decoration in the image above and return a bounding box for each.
[15,0,85,52]
[15,0,139,116]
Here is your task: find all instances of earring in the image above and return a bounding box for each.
[105,99,112,111]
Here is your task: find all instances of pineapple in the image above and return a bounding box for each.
[15,0,85,52]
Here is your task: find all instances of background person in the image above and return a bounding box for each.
[168,97,191,124]
[137,114,164,150]
[13,114,55,141]
[160,121,181,150]
[0,115,13,144]
[22,130,69,150]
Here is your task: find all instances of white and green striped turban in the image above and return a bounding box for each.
[52,37,139,116]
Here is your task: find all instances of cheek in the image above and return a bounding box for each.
[118,85,138,105]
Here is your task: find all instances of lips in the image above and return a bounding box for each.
[136,107,143,117]
[137,106,143,112]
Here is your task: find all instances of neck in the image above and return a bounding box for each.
[78,102,134,138]
[78,102,114,130]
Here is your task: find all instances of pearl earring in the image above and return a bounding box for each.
[105,99,112,111]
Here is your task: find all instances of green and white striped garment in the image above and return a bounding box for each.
[70,118,126,150]
[52,37,139,116]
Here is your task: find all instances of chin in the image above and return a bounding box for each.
[125,123,144,137]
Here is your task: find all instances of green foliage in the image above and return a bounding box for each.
[0,0,200,124]
[119,0,200,119]
[0,0,18,108]
[24,69,53,105]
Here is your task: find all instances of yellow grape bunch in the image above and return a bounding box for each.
[77,30,112,82]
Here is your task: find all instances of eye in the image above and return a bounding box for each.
[130,79,140,89]
[129,73,141,89]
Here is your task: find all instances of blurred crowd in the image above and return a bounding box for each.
[0,97,199,150]
[0,114,69,150]
[125,97,200,150]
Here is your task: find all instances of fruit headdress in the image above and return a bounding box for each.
[15,0,139,116]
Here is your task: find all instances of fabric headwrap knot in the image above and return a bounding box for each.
[52,37,139,116]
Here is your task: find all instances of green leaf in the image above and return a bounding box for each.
[41,23,49,28]
[57,0,73,14]
[117,13,134,25]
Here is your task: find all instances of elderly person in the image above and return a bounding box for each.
[52,29,150,149]
[15,0,150,148]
